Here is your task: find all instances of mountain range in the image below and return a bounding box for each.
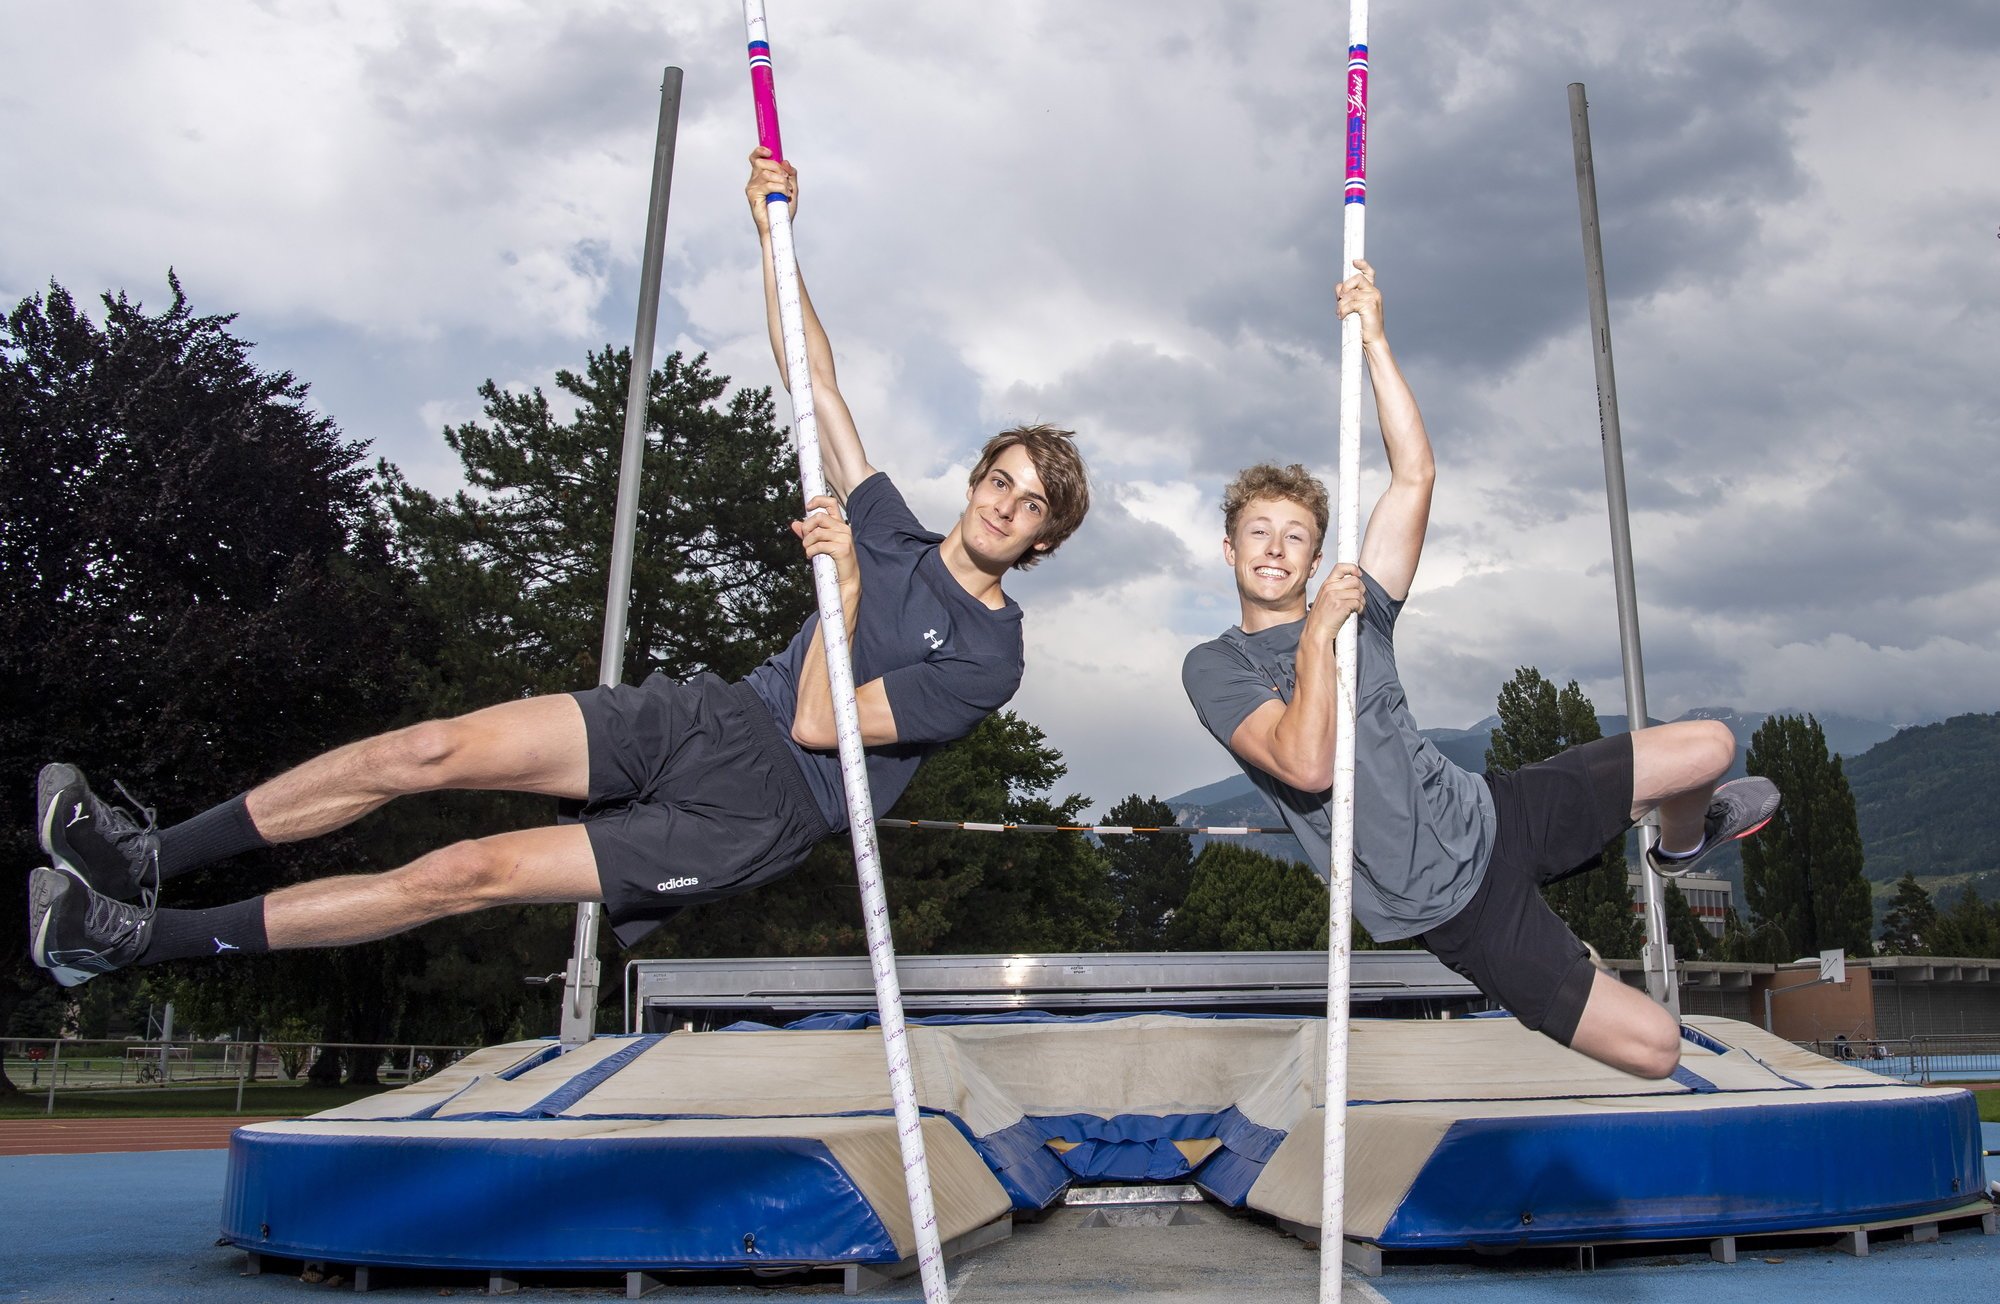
[1152,708,1997,912]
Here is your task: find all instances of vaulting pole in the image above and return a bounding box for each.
[562,65,684,1049]
[1322,4,1368,1299]
[1568,83,1678,1013]
[742,6,948,1299]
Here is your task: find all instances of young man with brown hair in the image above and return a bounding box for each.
[27,149,1089,984]
[1182,262,1775,1078]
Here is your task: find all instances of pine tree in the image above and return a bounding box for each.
[1741,714,1872,958]
[1485,668,1643,958]
[1928,887,2000,959]
[1166,843,1329,951]
[1877,872,1938,956]
[1662,880,1709,962]
[383,348,813,703]
[1101,795,1197,948]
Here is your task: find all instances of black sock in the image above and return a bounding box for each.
[157,794,271,879]
[139,898,270,964]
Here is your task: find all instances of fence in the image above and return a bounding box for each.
[3,1038,479,1115]
[1798,1033,2000,1086]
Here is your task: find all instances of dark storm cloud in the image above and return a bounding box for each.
[1192,8,1812,387]
[358,7,680,148]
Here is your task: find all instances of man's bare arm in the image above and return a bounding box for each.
[787,495,900,748]
[1347,261,1436,602]
[1224,564,1366,792]
[749,148,878,501]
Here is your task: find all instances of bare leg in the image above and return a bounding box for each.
[1567,968,1682,1079]
[1545,720,1737,1078]
[263,824,600,948]
[245,695,591,844]
[1628,720,1734,851]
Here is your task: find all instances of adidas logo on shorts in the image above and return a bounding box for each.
[655,876,701,892]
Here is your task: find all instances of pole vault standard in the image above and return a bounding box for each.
[562,66,685,1050]
[1322,4,1368,1299]
[742,5,949,1301]
[1566,83,1678,1014]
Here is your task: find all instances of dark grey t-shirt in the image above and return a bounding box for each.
[745,472,1025,832]
[1181,570,1495,941]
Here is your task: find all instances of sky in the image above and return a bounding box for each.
[4,1,1997,817]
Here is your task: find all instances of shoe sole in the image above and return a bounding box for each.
[27,869,94,988]
[1647,813,1776,878]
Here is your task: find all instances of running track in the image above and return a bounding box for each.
[0,1116,279,1155]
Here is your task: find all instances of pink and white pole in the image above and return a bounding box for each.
[742,5,948,1301]
[1322,3,1368,1300]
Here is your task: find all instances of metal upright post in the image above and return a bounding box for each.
[1568,83,1677,1012]
[561,66,685,1050]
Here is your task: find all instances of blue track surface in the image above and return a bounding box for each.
[0,1145,1994,1303]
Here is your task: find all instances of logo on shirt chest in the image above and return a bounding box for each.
[922,627,945,651]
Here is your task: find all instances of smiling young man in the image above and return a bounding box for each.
[25,148,1089,985]
[1182,262,1777,1078]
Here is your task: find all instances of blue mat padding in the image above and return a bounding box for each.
[956,1116,1072,1210]
[222,1129,898,1269]
[945,1106,1290,1212]
[1034,1111,1227,1181]
[1376,1088,1985,1247]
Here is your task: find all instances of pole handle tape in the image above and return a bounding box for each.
[1344,44,1369,203]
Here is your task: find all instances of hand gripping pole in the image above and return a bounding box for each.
[1322,4,1368,1300]
[742,6,949,1300]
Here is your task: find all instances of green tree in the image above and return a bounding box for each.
[1742,714,1872,958]
[1661,880,1708,962]
[1877,872,1938,956]
[383,348,812,702]
[1101,795,1196,948]
[1166,844,1329,951]
[1928,887,2000,959]
[1485,668,1643,958]
[0,275,441,1089]
[1710,903,1794,965]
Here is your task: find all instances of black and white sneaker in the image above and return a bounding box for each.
[36,763,159,902]
[1646,777,1781,878]
[27,866,154,988]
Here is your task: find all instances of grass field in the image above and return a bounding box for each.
[1980,1088,1998,1123]
[0,1082,392,1120]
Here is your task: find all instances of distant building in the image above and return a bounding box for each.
[1625,868,1730,937]
[1606,954,2000,1044]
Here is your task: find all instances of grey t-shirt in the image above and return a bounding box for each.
[1181,570,1495,941]
[745,471,1025,832]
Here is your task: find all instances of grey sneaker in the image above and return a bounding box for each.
[36,763,159,901]
[1647,777,1781,878]
[28,866,154,988]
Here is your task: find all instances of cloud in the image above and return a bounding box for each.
[4,0,1996,810]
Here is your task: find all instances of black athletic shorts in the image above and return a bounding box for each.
[1419,733,1635,1046]
[568,673,831,947]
